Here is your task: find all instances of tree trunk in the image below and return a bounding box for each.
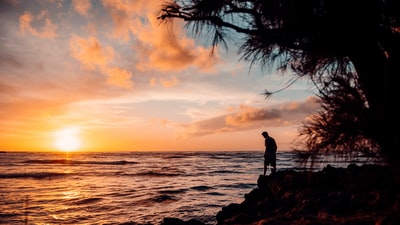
[350,39,400,168]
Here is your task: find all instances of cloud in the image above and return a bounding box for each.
[19,10,57,38]
[101,0,135,42]
[133,15,218,72]
[149,76,179,88]
[106,67,133,88]
[177,115,230,139]
[178,97,320,139]
[69,35,114,70]
[225,105,281,126]
[101,0,219,72]
[72,0,92,16]
[0,72,109,122]
[1,97,67,121]
[69,35,133,88]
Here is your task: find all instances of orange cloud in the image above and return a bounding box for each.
[178,97,320,139]
[148,76,179,88]
[281,96,319,112]
[178,115,229,140]
[72,0,92,16]
[19,11,57,38]
[133,15,218,72]
[226,97,319,126]
[69,35,133,88]
[106,67,133,88]
[69,35,114,70]
[160,76,178,88]
[101,0,218,72]
[102,0,135,42]
[225,105,281,126]
[149,78,157,87]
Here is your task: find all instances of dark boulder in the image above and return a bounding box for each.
[216,164,399,225]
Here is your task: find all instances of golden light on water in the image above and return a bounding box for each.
[53,127,82,152]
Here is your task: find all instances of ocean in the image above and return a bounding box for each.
[0,151,383,225]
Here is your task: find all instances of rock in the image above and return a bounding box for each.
[216,164,400,225]
[157,164,399,225]
[160,217,206,225]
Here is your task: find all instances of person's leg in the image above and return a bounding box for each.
[263,158,268,176]
[271,155,277,173]
[263,164,267,176]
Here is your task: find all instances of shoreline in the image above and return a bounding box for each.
[158,164,400,225]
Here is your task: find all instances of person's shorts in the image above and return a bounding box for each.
[264,154,276,166]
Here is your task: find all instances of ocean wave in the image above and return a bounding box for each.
[0,172,69,179]
[211,169,243,174]
[158,188,188,195]
[217,183,256,189]
[0,212,23,218]
[135,171,184,177]
[206,191,225,196]
[74,197,103,205]
[190,185,213,191]
[151,194,179,203]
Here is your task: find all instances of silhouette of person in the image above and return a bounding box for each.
[262,131,277,175]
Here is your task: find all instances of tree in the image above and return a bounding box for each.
[158,0,400,166]
[294,66,380,154]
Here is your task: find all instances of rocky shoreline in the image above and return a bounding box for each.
[157,164,400,225]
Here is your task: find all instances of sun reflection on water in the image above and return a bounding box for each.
[62,189,81,200]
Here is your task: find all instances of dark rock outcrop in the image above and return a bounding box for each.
[216,164,399,225]
[160,164,399,225]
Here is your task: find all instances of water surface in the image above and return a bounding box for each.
[0,151,382,224]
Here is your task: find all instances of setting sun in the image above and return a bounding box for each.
[53,127,82,152]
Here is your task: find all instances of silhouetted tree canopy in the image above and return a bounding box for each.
[294,68,380,153]
[158,0,400,166]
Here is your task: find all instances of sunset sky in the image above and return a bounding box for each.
[0,0,319,152]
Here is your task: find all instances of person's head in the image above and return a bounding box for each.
[261,131,268,137]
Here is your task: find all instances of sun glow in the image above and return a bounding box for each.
[53,127,82,152]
